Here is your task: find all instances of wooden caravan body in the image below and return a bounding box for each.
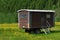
[17,9,55,29]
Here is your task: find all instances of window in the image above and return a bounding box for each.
[20,14,27,18]
[46,14,50,18]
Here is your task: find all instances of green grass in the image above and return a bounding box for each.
[0,23,60,40]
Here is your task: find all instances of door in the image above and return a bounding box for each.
[31,12,41,28]
[19,11,29,28]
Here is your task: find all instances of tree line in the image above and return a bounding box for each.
[0,0,60,23]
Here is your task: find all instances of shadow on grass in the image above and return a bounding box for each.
[0,28,60,34]
[27,30,60,34]
[50,30,60,33]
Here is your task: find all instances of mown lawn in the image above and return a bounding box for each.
[0,23,60,40]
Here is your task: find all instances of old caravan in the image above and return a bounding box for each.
[17,9,55,34]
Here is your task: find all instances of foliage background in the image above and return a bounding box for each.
[0,0,60,23]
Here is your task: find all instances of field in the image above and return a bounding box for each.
[0,22,60,40]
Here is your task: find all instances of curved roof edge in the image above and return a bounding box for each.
[17,9,55,12]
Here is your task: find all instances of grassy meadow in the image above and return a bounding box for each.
[0,0,60,40]
[0,22,60,40]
